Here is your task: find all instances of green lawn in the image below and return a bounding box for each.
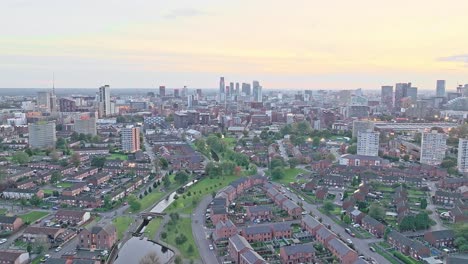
[166,174,241,215]
[144,218,163,239]
[109,153,128,160]
[112,216,134,240]
[272,168,307,184]
[0,208,7,215]
[19,211,49,223]
[374,246,399,264]
[138,191,165,212]
[43,189,54,195]
[161,217,199,259]
[55,182,73,188]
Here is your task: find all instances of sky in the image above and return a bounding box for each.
[1,0,468,90]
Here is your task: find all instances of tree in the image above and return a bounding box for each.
[163,175,171,188]
[221,161,236,175]
[49,150,60,162]
[403,154,410,162]
[368,203,385,220]
[91,156,106,168]
[30,195,42,207]
[347,144,357,154]
[159,158,169,170]
[174,256,182,264]
[20,198,27,209]
[51,171,62,184]
[288,158,299,169]
[139,252,160,264]
[206,162,222,177]
[270,158,284,170]
[12,151,30,165]
[128,195,141,212]
[56,137,66,149]
[322,201,334,214]
[175,234,187,245]
[420,198,428,209]
[343,214,352,224]
[70,152,81,167]
[271,167,285,180]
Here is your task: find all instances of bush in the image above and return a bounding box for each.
[393,251,419,264]
[160,232,167,239]
[175,234,187,245]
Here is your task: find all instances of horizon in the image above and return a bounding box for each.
[1,1,468,89]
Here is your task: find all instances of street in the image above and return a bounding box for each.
[192,196,218,264]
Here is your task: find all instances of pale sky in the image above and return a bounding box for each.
[1,0,468,90]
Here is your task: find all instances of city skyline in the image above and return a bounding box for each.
[1,1,468,89]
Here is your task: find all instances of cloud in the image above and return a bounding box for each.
[163,8,206,19]
[437,54,468,63]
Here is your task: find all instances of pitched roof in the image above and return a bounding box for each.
[56,209,87,218]
[362,215,384,228]
[240,249,265,264]
[229,234,252,252]
[302,214,321,229]
[426,229,455,240]
[316,226,334,239]
[0,215,20,224]
[0,250,28,262]
[328,238,354,257]
[243,225,271,235]
[281,243,315,255]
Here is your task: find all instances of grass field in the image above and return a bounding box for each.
[0,208,7,215]
[161,217,199,259]
[166,174,240,215]
[55,182,73,188]
[144,218,163,239]
[19,211,49,223]
[109,153,128,160]
[43,189,54,195]
[273,168,307,184]
[113,216,134,240]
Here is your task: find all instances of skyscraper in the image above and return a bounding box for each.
[121,126,140,153]
[159,86,166,97]
[235,82,240,94]
[381,86,393,110]
[174,88,180,97]
[229,82,234,96]
[181,86,188,97]
[74,117,97,136]
[242,83,251,95]
[420,130,447,165]
[219,77,225,102]
[458,138,468,173]
[37,91,51,112]
[252,81,262,102]
[407,87,418,102]
[394,82,411,110]
[436,80,446,97]
[28,121,56,149]
[357,130,380,156]
[352,120,375,138]
[98,85,111,118]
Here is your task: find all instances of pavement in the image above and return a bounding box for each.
[192,195,218,264]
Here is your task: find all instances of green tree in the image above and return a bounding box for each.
[271,167,285,180]
[56,138,67,149]
[288,158,299,169]
[174,256,182,264]
[221,161,236,175]
[50,171,62,184]
[420,198,428,209]
[322,201,334,214]
[343,214,352,224]
[347,144,357,154]
[30,195,42,207]
[20,198,28,209]
[270,158,284,170]
[368,203,385,220]
[163,175,171,188]
[12,151,30,165]
[70,152,81,167]
[91,156,107,168]
[174,171,189,185]
[159,158,169,170]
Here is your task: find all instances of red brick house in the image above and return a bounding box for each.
[55,210,91,226]
[79,224,117,250]
[242,225,272,242]
[387,231,430,259]
[0,249,29,264]
[301,215,322,236]
[347,209,365,224]
[271,223,292,239]
[282,200,302,218]
[61,183,89,197]
[315,187,329,200]
[361,215,385,238]
[211,206,228,225]
[239,249,266,264]
[424,230,455,248]
[228,234,253,264]
[280,243,316,264]
[315,226,336,247]
[213,219,238,241]
[86,173,111,186]
[327,238,358,264]
[0,216,24,232]
[246,206,272,220]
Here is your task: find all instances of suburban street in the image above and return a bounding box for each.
[192,195,218,264]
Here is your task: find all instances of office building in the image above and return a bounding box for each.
[242,83,251,95]
[407,87,418,102]
[235,82,240,94]
[121,126,140,153]
[98,85,111,118]
[436,80,446,97]
[357,130,380,156]
[28,121,56,149]
[196,89,202,100]
[159,86,166,97]
[394,83,411,110]
[253,81,262,102]
[458,139,468,173]
[420,130,447,165]
[181,86,188,97]
[352,120,374,138]
[59,98,77,112]
[229,82,234,96]
[37,91,51,112]
[219,77,225,102]
[174,89,180,97]
[74,117,97,136]
[381,86,393,110]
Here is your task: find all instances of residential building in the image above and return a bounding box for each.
[98,85,111,117]
[420,130,447,166]
[28,121,56,149]
[79,225,117,250]
[361,215,385,238]
[424,230,455,248]
[458,138,468,173]
[74,117,97,136]
[357,130,380,156]
[280,243,316,264]
[228,234,253,264]
[55,210,91,226]
[121,126,140,153]
[0,250,29,264]
[327,238,358,264]
[352,120,374,138]
[0,216,24,232]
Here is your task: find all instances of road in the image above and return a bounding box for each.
[281,187,389,264]
[277,139,289,162]
[192,196,218,264]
